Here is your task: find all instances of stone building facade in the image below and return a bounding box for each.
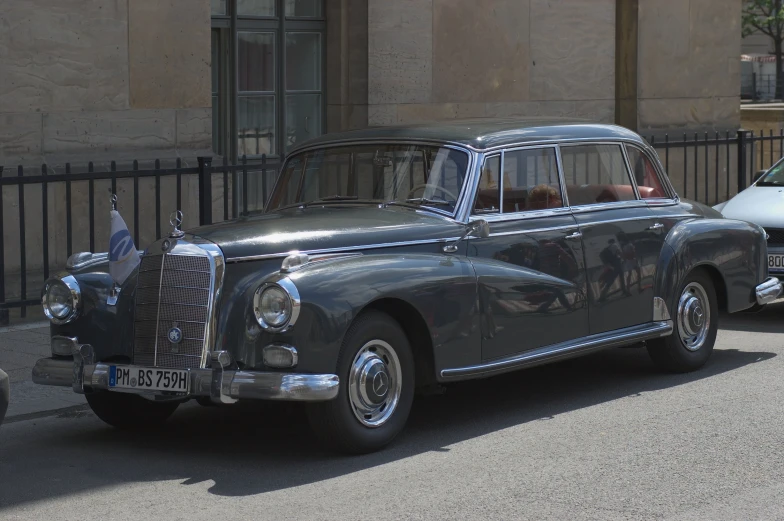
[0,0,741,168]
[0,0,743,307]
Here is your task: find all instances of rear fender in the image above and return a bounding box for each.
[655,218,766,314]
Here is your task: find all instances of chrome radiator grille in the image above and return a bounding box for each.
[133,251,214,369]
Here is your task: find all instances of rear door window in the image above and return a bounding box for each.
[560,144,638,206]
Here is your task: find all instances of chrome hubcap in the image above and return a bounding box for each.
[348,339,402,428]
[677,282,710,351]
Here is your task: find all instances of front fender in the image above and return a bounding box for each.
[229,253,480,376]
[655,218,766,314]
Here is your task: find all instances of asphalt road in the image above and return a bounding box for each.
[1,304,783,521]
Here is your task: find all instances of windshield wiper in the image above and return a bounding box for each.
[402,197,451,206]
[317,195,359,201]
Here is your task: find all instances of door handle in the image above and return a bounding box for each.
[648,222,664,231]
[564,231,582,241]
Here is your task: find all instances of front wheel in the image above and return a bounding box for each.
[306,311,415,454]
[86,391,180,429]
[647,269,718,373]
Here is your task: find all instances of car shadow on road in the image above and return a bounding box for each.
[717,300,784,334]
[0,342,776,508]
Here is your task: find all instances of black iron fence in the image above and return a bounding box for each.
[646,129,781,205]
[1,128,782,323]
[0,155,280,322]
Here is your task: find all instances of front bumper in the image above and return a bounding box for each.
[756,276,783,306]
[32,349,339,403]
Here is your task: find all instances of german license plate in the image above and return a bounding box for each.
[109,366,189,393]
[769,254,784,271]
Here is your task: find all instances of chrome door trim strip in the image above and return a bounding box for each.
[573,213,696,227]
[478,206,574,223]
[226,236,463,263]
[440,320,673,381]
[481,224,577,238]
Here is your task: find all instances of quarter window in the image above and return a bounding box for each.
[475,155,500,213]
[560,144,637,206]
[625,146,668,199]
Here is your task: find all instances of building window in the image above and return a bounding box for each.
[211,0,325,160]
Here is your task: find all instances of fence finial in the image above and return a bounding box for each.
[109,190,117,211]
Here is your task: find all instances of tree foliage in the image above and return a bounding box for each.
[742,0,784,40]
[743,1,784,99]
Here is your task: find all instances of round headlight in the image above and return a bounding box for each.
[42,275,81,324]
[253,279,301,332]
[259,286,291,327]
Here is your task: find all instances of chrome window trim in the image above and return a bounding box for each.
[268,139,477,222]
[499,149,505,215]
[558,142,641,209]
[477,206,573,224]
[569,200,651,213]
[226,236,463,263]
[469,144,568,220]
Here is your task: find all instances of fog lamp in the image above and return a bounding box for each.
[263,344,298,368]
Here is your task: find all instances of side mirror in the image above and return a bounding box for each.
[470,219,490,239]
[753,170,766,183]
[443,219,490,253]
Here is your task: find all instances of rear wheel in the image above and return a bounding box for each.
[647,269,718,373]
[306,311,415,454]
[86,391,179,429]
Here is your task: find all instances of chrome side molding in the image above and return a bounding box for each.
[440,320,674,381]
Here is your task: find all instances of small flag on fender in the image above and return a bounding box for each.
[109,199,139,285]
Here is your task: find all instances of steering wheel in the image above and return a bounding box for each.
[407,183,457,202]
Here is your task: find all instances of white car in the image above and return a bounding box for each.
[715,159,784,277]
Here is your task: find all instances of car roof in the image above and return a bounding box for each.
[290,117,647,153]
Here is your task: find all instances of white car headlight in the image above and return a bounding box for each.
[41,275,81,324]
[253,279,301,332]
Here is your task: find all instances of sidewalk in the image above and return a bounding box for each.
[0,321,86,421]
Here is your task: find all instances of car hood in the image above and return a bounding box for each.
[719,185,784,228]
[186,205,464,260]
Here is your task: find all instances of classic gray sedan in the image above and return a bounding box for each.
[715,157,784,278]
[32,119,782,454]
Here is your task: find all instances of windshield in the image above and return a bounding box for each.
[758,160,784,186]
[267,144,470,214]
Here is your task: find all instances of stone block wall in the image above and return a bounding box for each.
[0,0,212,167]
[0,0,212,297]
[637,0,741,134]
[364,0,617,126]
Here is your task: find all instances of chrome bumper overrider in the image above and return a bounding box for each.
[756,277,783,306]
[31,352,339,403]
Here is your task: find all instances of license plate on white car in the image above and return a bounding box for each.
[769,254,784,272]
[109,366,189,393]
